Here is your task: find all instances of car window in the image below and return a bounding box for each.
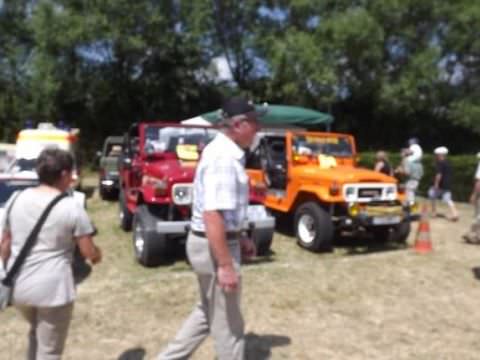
[144,126,218,155]
[0,179,38,207]
[293,135,353,157]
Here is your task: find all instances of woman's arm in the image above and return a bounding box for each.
[76,235,102,264]
[0,231,11,268]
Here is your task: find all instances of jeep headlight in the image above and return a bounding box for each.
[344,186,356,201]
[172,184,193,205]
[385,185,397,200]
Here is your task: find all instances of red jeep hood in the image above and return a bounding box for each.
[144,159,196,183]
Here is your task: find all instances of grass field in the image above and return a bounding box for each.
[2,177,480,359]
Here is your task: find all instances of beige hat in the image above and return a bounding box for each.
[434,146,448,155]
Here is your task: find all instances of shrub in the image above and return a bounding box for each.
[358,152,478,202]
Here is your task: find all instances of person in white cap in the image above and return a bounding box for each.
[428,146,459,221]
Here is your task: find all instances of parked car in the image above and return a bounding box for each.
[247,129,417,252]
[0,143,15,173]
[97,136,123,200]
[0,173,39,234]
[118,122,275,266]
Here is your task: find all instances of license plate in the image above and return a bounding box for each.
[373,216,401,225]
[247,205,268,220]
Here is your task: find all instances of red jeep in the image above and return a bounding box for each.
[118,122,275,266]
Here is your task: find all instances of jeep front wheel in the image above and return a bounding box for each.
[119,191,133,231]
[294,202,333,252]
[133,205,169,266]
[391,221,411,244]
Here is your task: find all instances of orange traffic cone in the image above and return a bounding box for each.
[414,204,433,254]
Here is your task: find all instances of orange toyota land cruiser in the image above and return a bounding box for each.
[247,129,417,252]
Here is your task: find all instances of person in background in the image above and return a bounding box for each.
[0,148,102,360]
[374,150,393,176]
[395,144,423,204]
[428,146,459,221]
[157,97,262,360]
[462,152,480,244]
[407,137,423,163]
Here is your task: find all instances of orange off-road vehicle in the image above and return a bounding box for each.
[247,129,416,252]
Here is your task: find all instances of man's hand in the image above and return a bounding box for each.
[217,263,239,293]
[240,237,256,261]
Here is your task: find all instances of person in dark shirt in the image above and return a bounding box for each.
[428,146,459,221]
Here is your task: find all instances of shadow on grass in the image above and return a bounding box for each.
[274,216,407,256]
[335,235,407,256]
[472,267,480,281]
[245,332,291,359]
[117,347,145,360]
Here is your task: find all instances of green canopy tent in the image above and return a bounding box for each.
[183,104,333,129]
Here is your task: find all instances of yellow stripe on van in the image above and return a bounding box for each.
[17,132,76,143]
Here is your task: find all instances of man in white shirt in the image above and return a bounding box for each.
[158,97,263,360]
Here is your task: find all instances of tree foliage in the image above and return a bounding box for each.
[0,0,479,153]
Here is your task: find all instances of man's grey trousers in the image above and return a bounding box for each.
[157,232,245,360]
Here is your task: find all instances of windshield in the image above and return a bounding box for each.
[293,134,353,157]
[144,126,218,155]
[0,179,38,206]
[9,158,37,172]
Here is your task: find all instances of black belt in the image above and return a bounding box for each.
[191,230,241,238]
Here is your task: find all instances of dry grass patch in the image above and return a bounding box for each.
[2,181,480,359]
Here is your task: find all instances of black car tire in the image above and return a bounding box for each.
[252,228,274,256]
[132,205,169,266]
[373,221,411,244]
[294,202,334,252]
[391,221,411,244]
[119,190,133,231]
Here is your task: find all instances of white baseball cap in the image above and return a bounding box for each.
[434,146,448,155]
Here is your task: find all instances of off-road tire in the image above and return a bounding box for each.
[132,205,169,266]
[391,221,411,244]
[372,221,411,244]
[119,190,133,231]
[252,228,274,256]
[294,202,334,252]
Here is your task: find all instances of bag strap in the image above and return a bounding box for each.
[2,192,69,286]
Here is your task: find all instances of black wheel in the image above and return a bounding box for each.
[119,190,133,231]
[391,221,411,244]
[372,221,411,244]
[132,205,169,266]
[252,228,274,256]
[294,202,334,252]
[99,185,109,200]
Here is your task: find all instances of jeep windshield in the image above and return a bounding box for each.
[144,126,218,158]
[293,134,353,157]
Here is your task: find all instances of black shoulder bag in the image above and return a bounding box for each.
[0,192,68,310]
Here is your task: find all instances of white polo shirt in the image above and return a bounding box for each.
[190,132,249,232]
